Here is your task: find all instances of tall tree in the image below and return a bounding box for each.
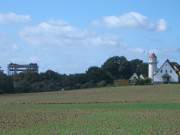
[102,56,133,79]
[130,59,148,76]
[86,66,112,83]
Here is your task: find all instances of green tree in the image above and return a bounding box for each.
[0,73,14,93]
[87,67,105,83]
[102,56,133,79]
[130,59,148,77]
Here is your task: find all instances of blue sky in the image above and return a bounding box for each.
[0,0,179,73]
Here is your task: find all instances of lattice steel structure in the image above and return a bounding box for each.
[8,63,38,76]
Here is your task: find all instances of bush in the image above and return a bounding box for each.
[81,81,95,89]
[136,78,152,85]
[97,80,107,87]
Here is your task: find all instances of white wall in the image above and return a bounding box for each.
[148,64,153,79]
[154,61,179,83]
[148,57,157,79]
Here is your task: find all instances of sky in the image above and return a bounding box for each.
[0,0,180,74]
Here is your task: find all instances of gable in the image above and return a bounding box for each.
[129,73,138,80]
[155,60,179,77]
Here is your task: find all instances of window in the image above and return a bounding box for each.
[161,70,163,73]
[166,70,168,73]
[170,70,172,73]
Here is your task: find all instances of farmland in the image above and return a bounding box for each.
[0,84,180,135]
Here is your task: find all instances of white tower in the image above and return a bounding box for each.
[148,53,158,80]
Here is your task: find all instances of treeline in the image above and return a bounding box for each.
[0,56,148,94]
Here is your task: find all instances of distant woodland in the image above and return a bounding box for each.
[0,56,148,94]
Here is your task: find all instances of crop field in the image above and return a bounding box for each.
[0,84,180,135]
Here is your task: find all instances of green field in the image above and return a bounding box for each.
[0,84,180,135]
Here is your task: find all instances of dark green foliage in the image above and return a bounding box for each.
[135,78,152,85]
[102,56,133,79]
[130,59,148,76]
[0,73,14,93]
[86,66,113,84]
[0,56,148,93]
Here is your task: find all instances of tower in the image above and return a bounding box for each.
[148,53,158,80]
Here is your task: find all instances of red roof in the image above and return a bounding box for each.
[149,53,157,58]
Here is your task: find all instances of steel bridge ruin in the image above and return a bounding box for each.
[8,63,38,76]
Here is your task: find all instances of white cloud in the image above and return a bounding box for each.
[0,12,31,24]
[156,19,167,32]
[92,12,167,32]
[20,20,121,47]
[129,48,146,54]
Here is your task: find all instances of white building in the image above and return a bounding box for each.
[148,53,180,83]
[129,73,145,84]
